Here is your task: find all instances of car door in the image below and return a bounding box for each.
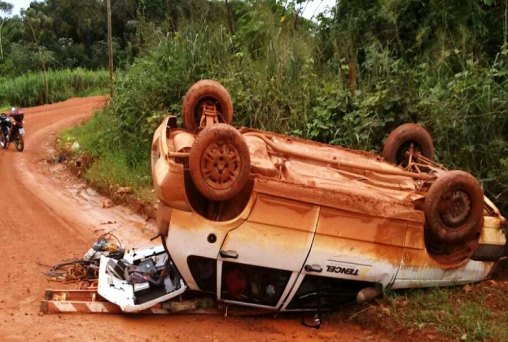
[218,194,320,309]
[282,207,407,311]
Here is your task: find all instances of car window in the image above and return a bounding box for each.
[221,261,291,306]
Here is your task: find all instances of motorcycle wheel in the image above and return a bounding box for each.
[15,137,24,152]
[0,132,7,149]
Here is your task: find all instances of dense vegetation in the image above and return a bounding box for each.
[0,0,228,76]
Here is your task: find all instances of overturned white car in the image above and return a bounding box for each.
[98,80,507,313]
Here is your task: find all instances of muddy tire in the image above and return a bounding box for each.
[424,170,484,243]
[189,124,250,201]
[382,123,434,165]
[0,132,6,149]
[182,80,233,131]
[15,137,24,152]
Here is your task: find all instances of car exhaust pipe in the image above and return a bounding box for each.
[356,286,382,303]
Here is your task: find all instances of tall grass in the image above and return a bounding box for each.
[0,68,109,107]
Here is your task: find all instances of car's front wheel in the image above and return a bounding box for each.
[189,124,250,201]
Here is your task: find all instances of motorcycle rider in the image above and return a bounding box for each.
[0,107,21,147]
[0,111,12,141]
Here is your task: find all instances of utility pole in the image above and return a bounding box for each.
[106,0,113,92]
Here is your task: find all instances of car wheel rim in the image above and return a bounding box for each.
[439,190,471,228]
[201,140,242,191]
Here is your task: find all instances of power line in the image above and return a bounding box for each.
[311,0,326,19]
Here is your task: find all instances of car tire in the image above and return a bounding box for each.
[424,170,484,243]
[382,123,434,165]
[189,123,250,201]
[182,80,233,131]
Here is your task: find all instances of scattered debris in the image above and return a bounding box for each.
[85,187,99,197]
[46,152,67,164]
[45,232,124,284]
[75,152,92,169]
[116,187,133,195]
[463,284,473,293]
[99,220,116,225]
[71,141,80,152]
[102,199,114,208]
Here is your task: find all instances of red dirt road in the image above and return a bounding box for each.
[0,98,391,341]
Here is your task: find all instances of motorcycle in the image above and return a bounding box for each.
[0,111,25,152]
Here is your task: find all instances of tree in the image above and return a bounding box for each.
[0,1,13,59]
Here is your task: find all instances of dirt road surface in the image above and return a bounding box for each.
[0,98,391,341]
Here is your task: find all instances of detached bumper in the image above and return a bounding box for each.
[97,246,186,313]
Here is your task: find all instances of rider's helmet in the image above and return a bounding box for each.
[11,107,17,114]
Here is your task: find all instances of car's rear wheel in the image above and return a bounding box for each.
[382,123,434,165]
[182,80,233,131]
[189,124,250,201]
[424,170,484,243]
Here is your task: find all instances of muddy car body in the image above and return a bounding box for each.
[99,80,506,313]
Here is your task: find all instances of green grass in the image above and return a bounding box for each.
[352,280,508,342]
[0,68,109,107]
[84,153,153,201]
[60,108,154,202]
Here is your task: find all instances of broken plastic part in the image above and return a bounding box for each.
[98,246,187,313]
